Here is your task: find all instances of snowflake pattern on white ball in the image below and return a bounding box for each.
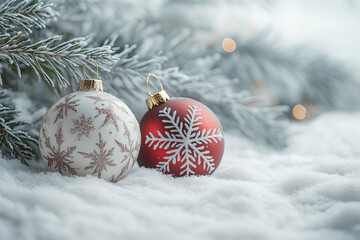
[145,105,223,176]
[70,114,95,140]
[53,94,80,123]
[40,91,141,181]
[41,125,78,175]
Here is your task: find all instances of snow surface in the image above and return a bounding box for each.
[1,112,360,240]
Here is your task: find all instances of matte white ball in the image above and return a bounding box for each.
[39,90,140,182]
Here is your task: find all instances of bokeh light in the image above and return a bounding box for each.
[222,38,236,52]
[292,104,306,120]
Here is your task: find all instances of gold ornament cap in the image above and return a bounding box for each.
[78,79,103,92]
[78,58,103,92]
[146,74,170,109]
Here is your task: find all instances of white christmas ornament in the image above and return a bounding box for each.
[39,77,140,182]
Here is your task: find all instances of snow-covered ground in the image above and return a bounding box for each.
[1,112,359,240]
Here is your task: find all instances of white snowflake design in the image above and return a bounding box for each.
[145,105,223,176]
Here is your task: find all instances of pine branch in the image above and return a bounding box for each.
[0,32,115,87]
[0,0,57,34]
[212,95,289,149]
[0,91,37,165]
[303,56,360,111]
[216,33,360,110]
[104,44,164,100]
[215,35,305,104]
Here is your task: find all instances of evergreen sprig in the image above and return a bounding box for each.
[0,32,115,87]
[0,98,37,165]
[0,0,57,34]
[106,44,164,96]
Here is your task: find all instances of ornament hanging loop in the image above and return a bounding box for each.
[145,74,170,110]
[83,58,99,80]
[78,58,103,92]
[146,74,164,96]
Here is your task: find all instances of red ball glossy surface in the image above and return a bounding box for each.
[138,98,224,177]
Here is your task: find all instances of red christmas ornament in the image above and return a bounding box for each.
[137,74,224,177]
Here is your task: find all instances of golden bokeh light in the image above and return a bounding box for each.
[292,104,306,120]
[222,38,236,53]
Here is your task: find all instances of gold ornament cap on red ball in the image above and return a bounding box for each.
[145,74,170,109]
[78,58,103,92]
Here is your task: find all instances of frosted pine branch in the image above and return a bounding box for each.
[0,32,115,87]
[0,102,37,165]
[304,56,360,111]
[104,44,163,102]
[215,33,360,110]
[215,96,289,149]
[0,0,57,34]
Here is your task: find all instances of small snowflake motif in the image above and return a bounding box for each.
[70,114,95,140]
[78,133,116,178]
[42,126,78,175]
[145,105,223,176]
[87,94,131,132]
[53,94,80,123]
[112,121,140,181]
